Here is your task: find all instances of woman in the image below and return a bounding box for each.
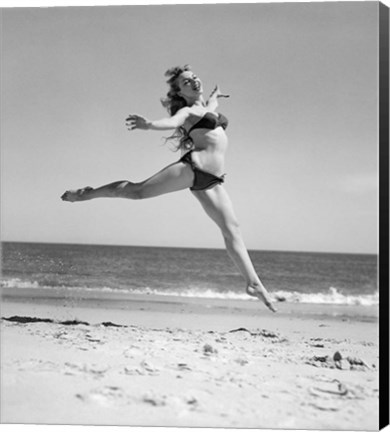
[61,65,276,312]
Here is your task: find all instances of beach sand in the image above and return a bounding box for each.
[0,289,379,429]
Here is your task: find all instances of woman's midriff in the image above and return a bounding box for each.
[188,128,228,175]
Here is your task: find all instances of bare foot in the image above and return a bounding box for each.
[246,283,277,312]
[61,187,94,202]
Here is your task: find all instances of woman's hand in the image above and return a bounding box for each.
[206,85,230,110]
[125,114,151,131]
[209,85,230,99]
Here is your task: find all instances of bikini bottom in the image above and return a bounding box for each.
[179,151,225,191]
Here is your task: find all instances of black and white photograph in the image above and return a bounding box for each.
[1,0,388,430]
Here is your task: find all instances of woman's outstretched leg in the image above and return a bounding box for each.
[61,162,194,202]
[192,186,276,312]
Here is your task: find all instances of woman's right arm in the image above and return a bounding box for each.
[126,107,190,131]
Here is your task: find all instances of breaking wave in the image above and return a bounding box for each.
[1,278,379,306]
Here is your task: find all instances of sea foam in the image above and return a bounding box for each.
[0,278,379,306]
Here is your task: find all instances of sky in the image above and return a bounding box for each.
[1,1,380,254]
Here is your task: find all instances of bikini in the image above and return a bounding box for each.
[187,112,229,135]
[179,112,229,191]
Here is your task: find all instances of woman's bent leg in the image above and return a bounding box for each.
[61,162,194,202]
[192,186,276,312]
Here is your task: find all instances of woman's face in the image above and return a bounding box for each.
[177,71,203,99]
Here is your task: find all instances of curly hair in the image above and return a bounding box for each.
[160,65,193,151]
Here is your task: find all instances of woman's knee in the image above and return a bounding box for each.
[221,219,241,242]
[130,182,147,199]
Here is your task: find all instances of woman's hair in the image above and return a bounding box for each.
[161,65,193,151]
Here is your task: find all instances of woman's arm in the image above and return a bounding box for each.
[126,107,190,131]
[206,85,230,111]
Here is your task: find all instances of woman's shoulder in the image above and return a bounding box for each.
[186,106,213,118]
[175,106,204,122]
[175,106,192,115]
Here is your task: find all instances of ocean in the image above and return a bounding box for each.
[0,242,378,306]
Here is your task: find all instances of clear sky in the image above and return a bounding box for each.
[1,1,379,254]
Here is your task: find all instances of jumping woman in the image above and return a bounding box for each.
[61,65,276,312]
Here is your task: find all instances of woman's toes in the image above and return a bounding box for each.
[61,187,93,202]
[265,300,277,313]
[61,191,71,201]
[247,284,277,312]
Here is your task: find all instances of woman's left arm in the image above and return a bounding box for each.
[206,85,230,111]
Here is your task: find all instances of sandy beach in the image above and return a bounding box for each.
[1,290,379,430]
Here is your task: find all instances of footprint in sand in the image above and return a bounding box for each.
[309,379,348,398]
[121,360,160,376]
[76,386,129,406]
[15,359,57,373]
[169,394,200,416]
[308,401,340,412]
[53,330,72,341]
[140,360,160,375]
[305,375,371,412]
[123,345,142,359]
[63,362,108,379]
[141,392,200,411]
[142,392,167,407]
[84,333,104,344]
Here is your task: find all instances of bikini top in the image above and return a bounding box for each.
[187,112,229,135]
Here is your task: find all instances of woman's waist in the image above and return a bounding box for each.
[188,148,226,175]
[190,135,228,153]
[189,128,228,146]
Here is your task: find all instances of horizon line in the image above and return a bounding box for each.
[0,239,378,257]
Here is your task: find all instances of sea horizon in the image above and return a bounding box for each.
[0,240,378,258]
